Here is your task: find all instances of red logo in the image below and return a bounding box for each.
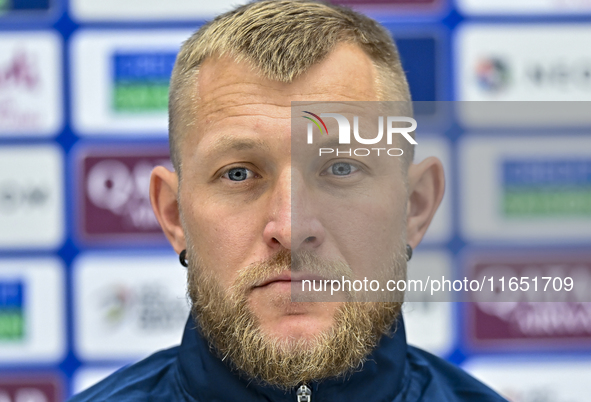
[466,252,591,349]
[0,375,63,402]
[77,146,171,245]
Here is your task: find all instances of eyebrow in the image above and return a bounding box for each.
[208,134,270,155]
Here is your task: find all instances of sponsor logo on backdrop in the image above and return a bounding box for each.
[503,159,591,217]
[111,52,176,113]
[466,253,591,348]
[75,255,188,360]
[474,58,591,96]
[71,30,190,135]
[460,136,591,242]
[0,280,25,342]
[458,26,591,103]
[0,146,63,249]
[527,60,591,89]
[0,376,62,402]
[71,0,249,21]
[0,181,50,214]
[0,259,64,363]
[98,283,187,332]
[0,51,39,89]
[475,57,510,93]
[0,33,61,136]
[77,147,171,244]
[458,0,591,15]
[0,49,40,126]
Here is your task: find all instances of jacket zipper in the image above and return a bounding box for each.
[296,384,312,402]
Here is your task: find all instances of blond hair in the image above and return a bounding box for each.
[168,0,411,173]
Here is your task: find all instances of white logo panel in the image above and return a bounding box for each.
[71,0,249,21]
[457,0,591,15]
[459,136,591,243]
[463,359,591,402]
[71,30,192,136]
[0,258,65,364]
[74,253,190,361]
[0,145,64,249]
[456,25,591,104]
[403,249,454,357]
[0,32,62,136]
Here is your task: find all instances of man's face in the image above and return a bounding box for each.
[178,43,407,341]
[151,41,445,386]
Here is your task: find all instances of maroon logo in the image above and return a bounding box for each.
[0,52,39,91]
[77,146,172,245]
[0,375,62,402]
[466,252,591,349]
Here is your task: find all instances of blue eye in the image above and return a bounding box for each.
[330,162,357,176]
[225,167,253,181]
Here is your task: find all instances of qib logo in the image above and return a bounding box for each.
[303,111,417,157]
[86,159,162,229]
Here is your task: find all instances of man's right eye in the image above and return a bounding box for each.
[223,167,254,181]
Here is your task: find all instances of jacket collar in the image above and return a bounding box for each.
[177,314,409,401]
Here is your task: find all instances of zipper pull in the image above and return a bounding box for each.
[296,384,312,402]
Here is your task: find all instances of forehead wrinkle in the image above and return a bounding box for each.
[199,88,346,113]
[202,82,290,102]
[199,80,293,106]
[199,79,376,117]
[200,94,374,126]
[215,112,291,121]
[202,103,293,122]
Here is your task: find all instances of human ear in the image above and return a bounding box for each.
[149,165,186,253]
[406,157,445,249]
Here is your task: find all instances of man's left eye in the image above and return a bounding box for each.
[224,167,254,181]
[326,162,359,176]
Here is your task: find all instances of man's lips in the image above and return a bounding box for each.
[256,273,291,288]
[254,272,326,288]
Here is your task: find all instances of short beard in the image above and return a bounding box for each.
[187,248,405,389]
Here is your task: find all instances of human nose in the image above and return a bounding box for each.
[262,168,325,251]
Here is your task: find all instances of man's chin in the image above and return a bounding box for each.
[248,294,342,343]
[188,249,404,388]
[257,311,339,345]
[192,288,401,388]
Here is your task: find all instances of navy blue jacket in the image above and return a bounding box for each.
[69,316,506,401]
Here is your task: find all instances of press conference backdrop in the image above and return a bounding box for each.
[1,0,591,400]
